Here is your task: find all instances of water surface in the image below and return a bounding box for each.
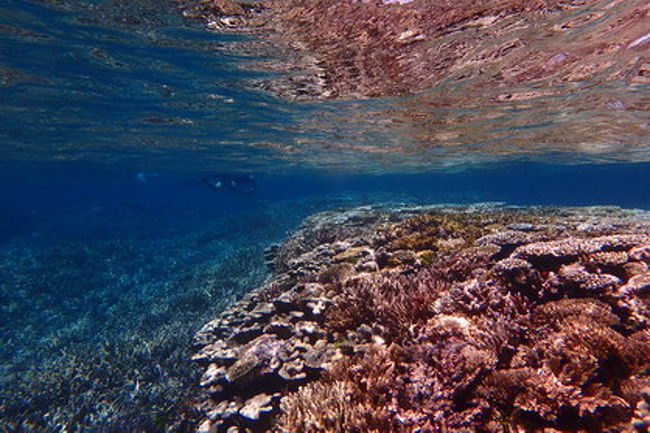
[2,0,648,171]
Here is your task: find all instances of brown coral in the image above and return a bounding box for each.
[191,205,650,433]
[326,268,449,343]
[277,379,387,433]
[318,214,649,432]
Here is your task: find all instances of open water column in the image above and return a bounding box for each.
[0,0,649,431]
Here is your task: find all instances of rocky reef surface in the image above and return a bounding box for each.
[192,203,650,433]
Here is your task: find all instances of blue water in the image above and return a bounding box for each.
[1,0,649,431]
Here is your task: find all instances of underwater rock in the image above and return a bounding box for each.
[190,204,650,432]
[224,354,262,385]
[228,325,264,344]
[277,359,306,381]
[207,400,241,423]
[191,207,388,431]
[631,245,650,261]
[201,363,227,387]
[264,319,293,338]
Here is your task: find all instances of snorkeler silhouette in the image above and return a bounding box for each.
[190,174,257,195]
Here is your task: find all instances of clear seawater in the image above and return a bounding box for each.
[0,0,648,431]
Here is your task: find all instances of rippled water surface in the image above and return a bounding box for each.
[1,0,648,171]
[1,0,299,171]
[0,0,649,431]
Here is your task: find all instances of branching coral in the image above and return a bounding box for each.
[315,231,650,432]
[193,205,650,433]
[474,296,649,431]
[326,268,449,343]
[320,287,648,432]
[277,379,386,433]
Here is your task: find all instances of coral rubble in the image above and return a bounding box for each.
[192,204,650,433]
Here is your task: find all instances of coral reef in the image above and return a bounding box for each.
[632,388,650,432]
[0,190,454,432]
[191,204,650,433]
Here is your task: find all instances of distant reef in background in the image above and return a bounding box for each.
[191,203,650,433]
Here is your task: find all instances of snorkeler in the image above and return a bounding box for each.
[190,174,257,195]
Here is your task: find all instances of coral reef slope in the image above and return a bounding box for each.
[192,204,650,433]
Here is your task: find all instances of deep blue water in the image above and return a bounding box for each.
[3,161,650,234]
[1,0,649,431]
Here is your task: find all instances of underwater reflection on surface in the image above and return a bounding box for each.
[0,0,648,172]
[181,0,650,170]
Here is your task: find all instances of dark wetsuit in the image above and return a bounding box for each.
[198,174,256,195]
